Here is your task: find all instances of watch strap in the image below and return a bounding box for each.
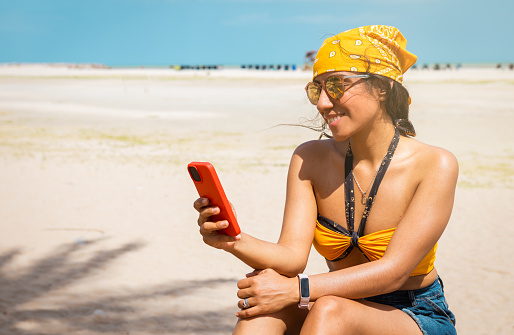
[297,273,310,309]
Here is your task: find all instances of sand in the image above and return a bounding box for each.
[0,64,513,334]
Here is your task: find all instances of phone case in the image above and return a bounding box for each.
[187,162,241,236]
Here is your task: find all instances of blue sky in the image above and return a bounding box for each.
[1,0,512,66]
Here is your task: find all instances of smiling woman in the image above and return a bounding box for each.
[194,25,458,335]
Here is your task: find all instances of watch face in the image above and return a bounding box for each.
[300,277,310,297]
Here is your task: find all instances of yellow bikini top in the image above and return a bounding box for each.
[312,128,436,277]
[313,217,437,276]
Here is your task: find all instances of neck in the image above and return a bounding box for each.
[349,121,396,168]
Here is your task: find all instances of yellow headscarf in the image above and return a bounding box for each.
[312,25,417,83]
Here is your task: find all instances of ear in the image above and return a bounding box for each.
[378,87,388,101]
[378,80,393,101]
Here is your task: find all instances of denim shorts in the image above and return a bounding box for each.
[363,277,456,335]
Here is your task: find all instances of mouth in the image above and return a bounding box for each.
[326,113,345,125]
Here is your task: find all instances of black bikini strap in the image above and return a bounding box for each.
[345,128,400,237]
[344,146,355,232]
[358,129,400,235]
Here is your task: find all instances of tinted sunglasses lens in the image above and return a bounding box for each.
[306,83,321,104]
[326,77,344,99]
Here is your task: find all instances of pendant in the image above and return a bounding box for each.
[361,195,367,205]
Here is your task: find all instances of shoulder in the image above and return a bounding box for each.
[294,139,330,156]
[401,137,459,181]
[288,138,347,178]
[293,139,348,164]
[293,138,347,157]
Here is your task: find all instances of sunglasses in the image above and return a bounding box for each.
[305,74,370,105]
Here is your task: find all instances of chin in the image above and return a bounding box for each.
[331,132,350,142]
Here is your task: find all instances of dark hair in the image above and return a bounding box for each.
[365,73,416,137]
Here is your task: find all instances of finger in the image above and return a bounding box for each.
[200,220,229,234]
[229,201,237,219]
[236,288,253,299]
[236,297,255,310]
[245,269,264,278]
[237,277,252,290]
[198,206,220,218]
[193,197,209,211]
[197,207,220,226]
[236,306,260,319]
[202,231,240,245]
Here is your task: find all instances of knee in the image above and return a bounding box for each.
[235,313,286,334]
[306,296,356,329]
[235,305,306,334]
[310,295,351,316]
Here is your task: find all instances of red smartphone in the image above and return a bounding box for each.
[187,162,241,236]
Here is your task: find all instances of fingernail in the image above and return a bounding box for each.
[235,312,239,317]
[202,198,207,204]
[221,221,228,228]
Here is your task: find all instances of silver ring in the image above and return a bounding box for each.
[242,298,250,309]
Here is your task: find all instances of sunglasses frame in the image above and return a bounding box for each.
[305,74,370,105]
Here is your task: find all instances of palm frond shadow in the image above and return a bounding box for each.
[0,239,238,334]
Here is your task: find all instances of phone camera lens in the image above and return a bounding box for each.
[188,167,202,182]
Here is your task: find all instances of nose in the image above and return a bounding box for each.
[316,87,333,117]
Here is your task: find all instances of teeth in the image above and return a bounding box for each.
[327,114,344,124]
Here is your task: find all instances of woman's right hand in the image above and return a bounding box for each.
[193,197,241,251]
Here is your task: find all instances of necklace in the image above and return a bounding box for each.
[353,161,382,205]
[347,129,399,206]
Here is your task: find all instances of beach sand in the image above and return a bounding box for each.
[0,64,513,334]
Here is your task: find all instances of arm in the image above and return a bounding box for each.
[195,142,319,277]
[236,147,459,318]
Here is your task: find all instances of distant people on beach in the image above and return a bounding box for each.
[304,50,317,70]
[173,64,301,71]
[494,63,514,70]
[239,64,298,71]
[172,61,514,73]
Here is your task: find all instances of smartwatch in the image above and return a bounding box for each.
[297,273,310,309]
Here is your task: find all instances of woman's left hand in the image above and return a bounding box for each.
[235,268,299,319]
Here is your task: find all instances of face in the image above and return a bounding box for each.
[311,71,386,141]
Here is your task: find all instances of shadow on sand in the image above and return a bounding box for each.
[0,239,237,334]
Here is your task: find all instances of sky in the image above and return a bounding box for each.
[0,0,512,66]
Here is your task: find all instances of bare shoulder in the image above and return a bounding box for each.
[289,138,346,178]
[403,137,459,179]
[293,138,344,159]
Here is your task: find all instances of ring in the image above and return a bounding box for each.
[242,298,250,309]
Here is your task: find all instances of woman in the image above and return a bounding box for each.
[194,25,458,335]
